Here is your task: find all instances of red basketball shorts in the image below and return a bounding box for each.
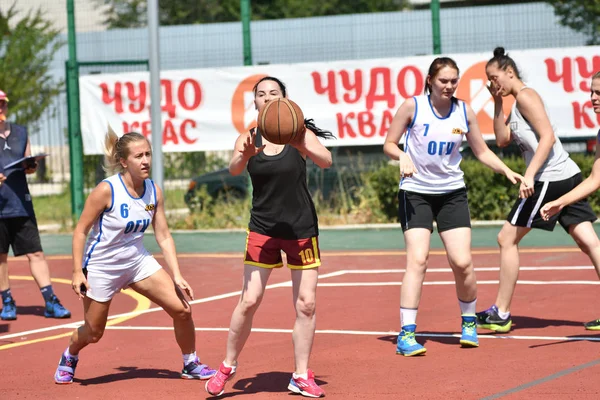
[244,230,321,270]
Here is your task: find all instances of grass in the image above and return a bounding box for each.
[32,188,190,230]
[32,188,73,229]
[30,162,389,231]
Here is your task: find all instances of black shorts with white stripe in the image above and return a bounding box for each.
[507,173,597,232]
[398,187,471,233]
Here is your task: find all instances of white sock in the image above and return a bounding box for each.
[183,352,197,365]
[293,372,308,380]
[400,307,418,327]
[497,308,510,319]
[64,347,78,360]
[459,299,477,316]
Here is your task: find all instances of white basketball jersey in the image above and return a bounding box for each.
[508,87,579,181]
[400,95,469,194]
[83,174,157,270]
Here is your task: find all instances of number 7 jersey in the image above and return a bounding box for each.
[83,174,157,270]
[400,95,469,194]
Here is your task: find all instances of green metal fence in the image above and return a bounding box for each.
[5,0,596,225]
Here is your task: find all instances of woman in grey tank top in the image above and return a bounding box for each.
[542,71,600,331]
[476,48,600,333]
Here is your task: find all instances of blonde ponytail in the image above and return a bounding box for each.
[103,127,149,175]
[103,126,120,174]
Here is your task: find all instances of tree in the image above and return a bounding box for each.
[546,0,600,45]
[96,0,411,29]
[0,4,64,126]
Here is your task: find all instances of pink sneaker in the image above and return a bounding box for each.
[205,362,236,397]
[54,353,78,384]
[288,369,325,398]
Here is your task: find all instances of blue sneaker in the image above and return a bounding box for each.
[181,357,216,380]
[396,324,427,356]
[460,315,479,347]
[44,295,71,319]
[1,297,17,320]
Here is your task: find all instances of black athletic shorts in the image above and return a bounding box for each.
[0,216,43,256]
[398,187,471,233]
[508,173,597,232]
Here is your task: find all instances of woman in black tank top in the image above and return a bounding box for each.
[205,76,334,398]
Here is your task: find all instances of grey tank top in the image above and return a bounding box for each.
[508,87,580,181]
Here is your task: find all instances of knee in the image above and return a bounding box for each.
[239,295,262,315]
[172,305,193,322]
[497,230,516,249]
[86,325,105,344]
[450,257,473,275]
[295,296,316,318]
[26,251,45,262]
[574,237,597,256]
[408,254,429,273]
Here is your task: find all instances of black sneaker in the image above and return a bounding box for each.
[476,305,512,333]
[584,319,600,331]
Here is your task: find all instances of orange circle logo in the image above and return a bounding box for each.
[456,61,514,135]
[231,74,267,135]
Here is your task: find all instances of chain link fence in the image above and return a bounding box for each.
[2,1,592,203]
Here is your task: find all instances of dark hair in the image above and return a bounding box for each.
[254,76,335,140]
[486,47,521,79]
[593,71,600,80]
[424,57,459,95]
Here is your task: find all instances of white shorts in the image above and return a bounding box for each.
[84,255,162,302]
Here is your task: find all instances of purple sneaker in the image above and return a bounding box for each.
[54,353,78,384]
[181,357,216,380]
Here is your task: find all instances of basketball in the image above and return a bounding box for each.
[257,98,305,145]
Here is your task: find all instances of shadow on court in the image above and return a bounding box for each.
[75,366,180,385]
[378,333,459,348]
[527,332,600,349]
[511,315,584,330]
[15,305,46,317]
[0,323,9,334]
[210,371,328,398]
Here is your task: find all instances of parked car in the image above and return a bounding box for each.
[184,146,385,211]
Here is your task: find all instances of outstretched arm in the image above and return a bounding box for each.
[517,89,556,196]
[152,183,194,300]
[71,181,112,299]
[229,130,265,176]
[541,158,600,220]
[383,97,417,177]
[464,103,524,185]
[290,128,332,168]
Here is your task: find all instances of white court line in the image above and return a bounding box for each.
[317,280,600,287]
[0,269,346,341]
[343,266,596,274]
[0,267,595,341]
[102,326,600,342]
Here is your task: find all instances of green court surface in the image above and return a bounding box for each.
[35,224,600,256]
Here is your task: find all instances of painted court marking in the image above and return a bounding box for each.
[101,326,600,343]
[1,265,598,350]
[27,246,589,262]
[0,276,151,350]
[480,358,600,399]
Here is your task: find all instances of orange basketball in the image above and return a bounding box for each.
[257,98,305,145]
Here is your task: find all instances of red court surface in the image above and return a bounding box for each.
[1,248,600,399]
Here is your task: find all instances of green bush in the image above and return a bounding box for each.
[363,155,600,222]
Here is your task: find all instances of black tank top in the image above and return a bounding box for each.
[247,130,318,239]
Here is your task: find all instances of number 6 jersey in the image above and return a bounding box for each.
[400,95,469,194]
[83,174,157,270]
